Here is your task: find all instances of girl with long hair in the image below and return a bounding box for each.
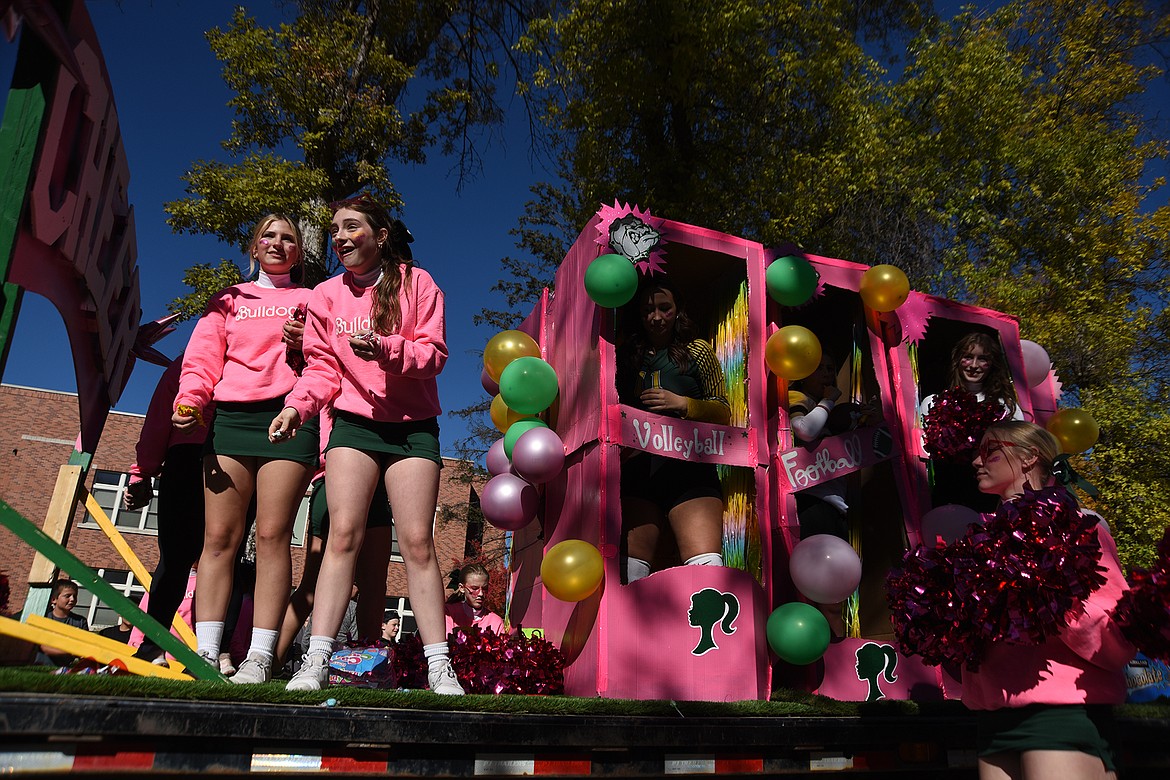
[269,195,462,694]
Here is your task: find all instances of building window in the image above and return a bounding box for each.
[83,470,159,534]
[74,569,146,631]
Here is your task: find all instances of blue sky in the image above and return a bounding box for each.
[0,0,539,458]
[2,1,1167,460]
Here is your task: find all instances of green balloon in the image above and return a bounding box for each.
[766,602,830,665]
[499,356,559,416]
[504,418,549,459]
[766,255,819,307]
[584,253,639,308]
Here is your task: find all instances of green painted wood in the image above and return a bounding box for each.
[0,85,47,380]
[0,499,225,682]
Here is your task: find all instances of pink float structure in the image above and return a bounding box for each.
[505,203,1061,703]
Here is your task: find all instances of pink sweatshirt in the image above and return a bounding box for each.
[129,355,209,482]
[175,281,312,413]
[284,267,447,423]
[445,602,505,635]
[962,518,1135,709]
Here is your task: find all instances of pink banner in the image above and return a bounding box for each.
[776,425,898,492]
[609,404,757,467]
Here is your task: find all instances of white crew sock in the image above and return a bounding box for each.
[195,621,224,656]
[423,642,451,671]
[684,552,724,567]
[307,634,335,658]
[247,628,278,661]
[626,557,651,583]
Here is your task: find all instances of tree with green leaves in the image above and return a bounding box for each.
[480,0,1169,567]
[166,0,545,297]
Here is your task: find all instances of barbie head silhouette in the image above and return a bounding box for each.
[688,588,739,656]
[855,642,898,702]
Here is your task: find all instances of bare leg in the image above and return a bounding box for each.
[196,454,254,625]
[277,532,324,663]
[355,525,393,640]
[384,456,444,646]
[979,753,1021,780]
[250,458,313,630]
[310,448,380,642]
[667,496,724,562]
[624,496,663,563]
[1019,750,1109,780]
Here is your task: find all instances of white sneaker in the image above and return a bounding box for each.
[230,653,272,684]
[219,652,236,676]
[428,661,465,695]
[286,652,330,691]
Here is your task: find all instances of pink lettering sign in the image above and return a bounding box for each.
[610,404,757,467]
[777,426,898,492]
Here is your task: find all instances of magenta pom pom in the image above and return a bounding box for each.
[1113,527,1170,662]
[923,388,1008,464]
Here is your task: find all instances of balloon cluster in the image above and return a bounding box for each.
[886,487,1105,670]
[480,330,566,532]
[1113,526,1170,663]
[766,534,863,665]
[922,388,1007,463]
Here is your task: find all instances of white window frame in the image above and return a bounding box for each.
[82,470,159,535]
[74,568,146,631]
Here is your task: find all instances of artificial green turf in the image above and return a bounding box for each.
[1,667,1166,720]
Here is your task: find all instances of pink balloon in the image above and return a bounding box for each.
[481,366,500,396]
[920,503,981,547]
[511,426,566,484]
[481,473,538,531]
[1020,339,1051,388]
[789,534,862,604]
[486,439,512,476]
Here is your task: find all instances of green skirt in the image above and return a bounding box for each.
[327,411,441,466]
[308,478,393,538]
[977,705,1117,772]
[206,399,320,467]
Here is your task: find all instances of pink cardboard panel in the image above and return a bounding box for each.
[775,424,898,493]
[813,637,957,702]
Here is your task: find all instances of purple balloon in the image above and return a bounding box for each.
[511,426,566,484]
[920,503,982,547]
[1020,339,1051,388]
[481,366,500,396]
[486,439,512,476]
[481,473,538,531]
[789,534,862,604]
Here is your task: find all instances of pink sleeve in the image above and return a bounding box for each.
[1058,521,1136,671]
[374,275,447,379]
[480,611,506,634]
[175,294,230,412]
[130,359,183,480]
[285,291,342,422]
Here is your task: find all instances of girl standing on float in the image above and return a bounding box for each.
[920,332,1024,512]
[966,420,1131,780]
[269,195,462,694]
[616,276,730,583]
[173,214,319,683]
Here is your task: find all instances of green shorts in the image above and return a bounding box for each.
[977,705,1117,772]
[308,478,393,538]
[327,411,441,466]
[206,399,319,467]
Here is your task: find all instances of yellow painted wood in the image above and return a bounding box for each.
[2,615,189,680]
[29,465,84,582]
[83,492,197,648]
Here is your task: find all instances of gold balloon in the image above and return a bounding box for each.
[859,264,910,312]
[484,330,541,382]
[540,540,604,602]
[1046,408,1100,454]
[765,326,822,381]
[489,394,534,434]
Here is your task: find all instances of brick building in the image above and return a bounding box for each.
[0,383,490,660]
